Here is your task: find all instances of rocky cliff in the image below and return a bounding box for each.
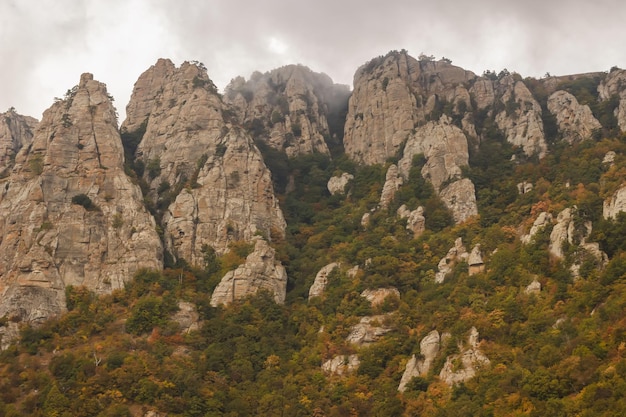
[224,65,350,157]
[0,109,38,176]
[122,59,286,261]
[0,73,162,323]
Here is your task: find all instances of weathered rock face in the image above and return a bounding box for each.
[345,315,393,347]
[435,238,469,283]
[0,73,163,324]
[322,354,360,375]
[439,327,490,385]
[547,90,601,143]
[522,211,553,244]
[308,262,340,300]
[210,238,287,306]
[548,208,577,259]
[548,207,607,273]
[224,65,350,157]
[494,76,548,158]
[397,116,477,223]
[604,184,626,219]
[0,109,38,176]
[380,164,403,209]
[162,126,286,262]
[517,181,534,194]
[122,59,286,260]
[360,287,400,307]
[398,116,469,190]
[598,68,626,132]
[327,172,353,195]
[468,244,485,276]
[398,330,441,392]
[439,179,478,223]
[398,205,426,238]
[344,51,476,165]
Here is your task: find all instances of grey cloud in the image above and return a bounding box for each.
[2,0,626,119]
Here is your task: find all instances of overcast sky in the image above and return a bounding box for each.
[2,0,625,121]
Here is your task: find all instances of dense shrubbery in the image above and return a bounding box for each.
[6,74,626,416]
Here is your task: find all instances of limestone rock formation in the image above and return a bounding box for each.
[224,65,350,157]
[398,330,441,392]
[398,116,469,190]
[308,262,340,300]
[344,51,476,165]
[360,287,400,307]
[525,278,542,295]
[0,73,163,324]
[494,76,548,158]
[122,59,286,261]
[397,116,477,223]
[346,315,393,347]
[468,244,485,276]
[522,212,553,244]
[603,151,616,165]
[0,109,37,176]
[439,327,490,385]
[604,184,626,219]
[322,354,360,375]
[549,207,607,273]
[435,238,469,283]
[380,164,403,209]
[598,68,626,132]
[210,238,287,306]
[439,179,478,223]
[327,172,353,195]
[547,90,601,143]
[517,181,534,194]
[162,126,286,262]
[548,208,577,259]
[397,205,426,238]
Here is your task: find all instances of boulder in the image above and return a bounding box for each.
[308,262,340,300]
[327,172,354,195]
[322,354,360,375]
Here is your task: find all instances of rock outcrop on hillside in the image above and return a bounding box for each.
[0,74,163,324]
[494,76,548,158]
[547,90,601,143]
[327,172,353,195]
[224,65,350,157]
[322,354,360,376]
[210,238,287,306]
[0,109,38,176]
[344,51,475,165]
[435,238,469,283]
[439,327,490,385]
[122,59,286,261]
[308,262,340,300]
[344,52,483,223]
[398,330,442,392]
[598,68,626,132]
[604,184,626,219]
[380,164,403,209]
